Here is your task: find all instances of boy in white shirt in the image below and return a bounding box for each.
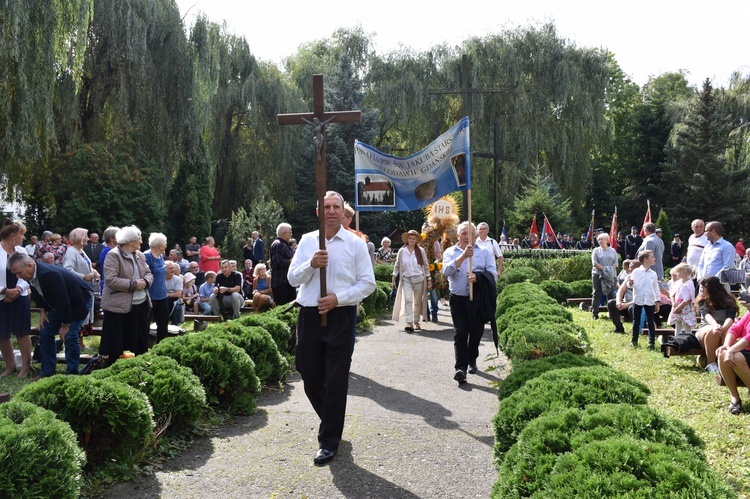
[629,250,660,349]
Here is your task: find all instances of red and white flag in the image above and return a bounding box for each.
[529,216,539,248]
[542,214,563,248]
[610,207,619,251]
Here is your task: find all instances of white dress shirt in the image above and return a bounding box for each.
[442,243,497,296]
[288,226,376,307]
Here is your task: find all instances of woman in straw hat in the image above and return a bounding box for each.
[391,230,431,331]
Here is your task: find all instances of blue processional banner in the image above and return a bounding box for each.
[354,117,470,211]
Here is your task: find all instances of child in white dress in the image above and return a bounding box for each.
[667,263,697,334]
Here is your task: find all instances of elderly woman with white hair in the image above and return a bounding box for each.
[591,232,619,320]
[63,227,99,326]
[376,237,394,264]
[144,232,169,343]
[99,226,153,364]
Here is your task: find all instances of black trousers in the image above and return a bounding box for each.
[273,281,297,306]
[295,305,356,451]
[100,301,150,362]
[151,298,169,343]
[449,295,485,371]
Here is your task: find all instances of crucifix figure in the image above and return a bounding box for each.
[301,116,335,164]
[277,74,362,325]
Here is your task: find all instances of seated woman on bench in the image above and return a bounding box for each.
[717,297,750,415]
[251,263,274,313]
[696,276,739,374]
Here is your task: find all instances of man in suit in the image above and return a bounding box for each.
[251,231,265,267]
[83,232,104,270]
[8,252,93,378]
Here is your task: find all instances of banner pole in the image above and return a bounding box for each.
[468,188,474,301]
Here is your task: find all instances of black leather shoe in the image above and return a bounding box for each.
[468,364,478,374]
[314,448,336,465]
[454,369,467,383]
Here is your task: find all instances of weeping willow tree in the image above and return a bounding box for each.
[461,23,611,212]
[0,0,93,195]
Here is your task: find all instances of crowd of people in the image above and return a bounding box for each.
[594,218,750,416]
[0,217,302,380]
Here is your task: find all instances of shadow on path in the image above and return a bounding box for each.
[329,441,421,499]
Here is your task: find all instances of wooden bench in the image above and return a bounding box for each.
[184,314,222,323]
[30,326,102,336]
[566,298,591,311]
[717,374,746,388]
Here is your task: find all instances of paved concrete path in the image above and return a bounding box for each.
[108,306,505,498]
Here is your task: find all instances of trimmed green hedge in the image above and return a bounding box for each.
[492,366,650,459]
[528,437,734,498]
[496,303,573,336]
[539,279,572,303]
[504,253,591,282]
[498,267,541,293]
[150,334,261,414]
[501,321,590,363]
[236,314,293,354]
[267,305,299,338]
[362,283,389,317]
[15,375,154,466]
[496,282,555,317]
[497,352,607,400]
[0,400,86,498]
[494,403,705,497]
[568,279,593,298]
[204,322,289,385]
[92,354,207,430]
[373,263,394,282]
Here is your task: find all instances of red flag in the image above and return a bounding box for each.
[640,201,651,238]
[610,208,619,251]
[529,216,539,248]
[542,214,564,248]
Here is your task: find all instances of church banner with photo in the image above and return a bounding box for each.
[354,117,470,211]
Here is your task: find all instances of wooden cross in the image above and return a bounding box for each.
[473,121,518,238]
[429,54,503,219]
[277,74,362,325]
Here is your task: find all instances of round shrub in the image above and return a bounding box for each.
[568,279,593,298]
[498,352,607,400]
[539,279,572,303]
[533,437,734,498]
[0,400,86,498]
[497,303,573,336]
[150,334,260,414]
[499,266,541,289]
[492,366,650,459]
[236,314,293,353]
[14,375,154,465]
[92,354,207,430]
[373,263,394,282]
[501,321,590,363]
[205,322,289,385]
[268,304,299,337]
[362,284,389,317]
[496,282,555,317]
[495,403,705,497]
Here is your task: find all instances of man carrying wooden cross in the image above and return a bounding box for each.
[287,191,375,465]
[279,74,372,464]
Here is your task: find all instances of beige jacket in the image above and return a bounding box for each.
[101,246,153,314]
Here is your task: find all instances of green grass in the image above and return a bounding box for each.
[578,309,750,497]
